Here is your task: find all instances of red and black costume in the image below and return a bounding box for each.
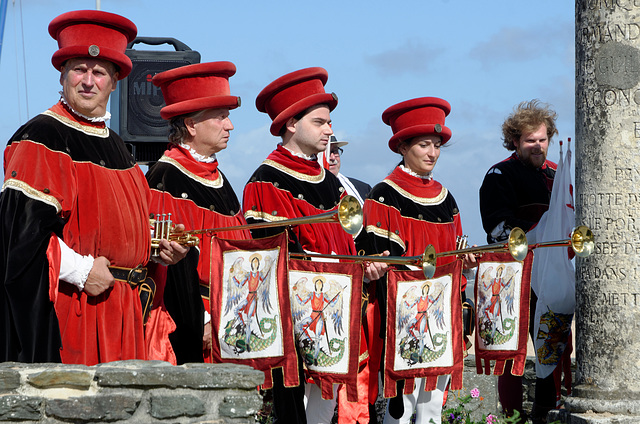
[0,102,151,364]
[361,165,467,422]
[145,145,249,364]
[243,145,357,424]
[479,152,557,420]
[244,145,356,255]
[363,166,466,345]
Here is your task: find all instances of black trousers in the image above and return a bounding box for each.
[271,360,307,424]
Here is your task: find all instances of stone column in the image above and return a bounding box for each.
[570,1,640,422]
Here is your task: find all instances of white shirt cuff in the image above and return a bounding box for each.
[58,237,94,292]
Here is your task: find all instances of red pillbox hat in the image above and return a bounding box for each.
[152,61,241,120]
[256,67,338,136]
[48,10,137,79]
[382,97,452,153]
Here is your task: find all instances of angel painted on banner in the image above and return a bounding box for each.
[397,280,448,366]
[477,263,519,346]
[291,275,345,367]
[224,253,275,353]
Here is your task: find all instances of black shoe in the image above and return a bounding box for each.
[388,394,404,419]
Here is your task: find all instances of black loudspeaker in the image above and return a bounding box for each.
[111,37,201,164]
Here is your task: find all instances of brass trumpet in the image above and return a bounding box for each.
[191,194,362,236]
[431,227,529,263]
[290,225,594,280]
[150,195,363,252]
[290,247,437,279]
[150,212,200,256]
[290,227,529,279]
[529,225,594,257]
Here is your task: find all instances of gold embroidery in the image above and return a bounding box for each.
[244,209,290,222]
[383,180,448,206]
[263,159,325,183]
[2,179,62,213]
[157,156,225,189]
[365,225,405,251]
[43,110,110,138]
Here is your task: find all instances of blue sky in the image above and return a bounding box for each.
[0,0,575,247]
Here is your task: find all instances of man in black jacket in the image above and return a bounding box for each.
[479,99,558,424]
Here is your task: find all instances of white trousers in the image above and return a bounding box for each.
[304,382,338,424]
[383,375,450,424]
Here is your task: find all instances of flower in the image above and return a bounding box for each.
[470,388,480,398]
[486,414,497,424]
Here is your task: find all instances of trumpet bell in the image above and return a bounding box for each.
[508,227,528,261]
[422,245,437,279]
[571,225,594,257]
[337,195,363,235]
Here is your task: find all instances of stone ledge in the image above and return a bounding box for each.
[27,369,93,389]
[96,361,263,390]
[549,409,640,424]
[0,361,264,423]
[46,394,141,421]
[150,394,206,419]
[0,395,42,421]
[219,394,263,418]
[0,369,21,392]
[565,397,640,415]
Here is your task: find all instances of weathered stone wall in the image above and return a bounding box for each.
[0,360,264,424]
[573,0,640,421]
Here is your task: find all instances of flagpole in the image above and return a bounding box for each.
[0,0,8,62]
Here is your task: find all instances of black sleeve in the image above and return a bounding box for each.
[0,189,65,362]
[479,167,537,242]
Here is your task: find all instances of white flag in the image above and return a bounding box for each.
[527,140,575,379]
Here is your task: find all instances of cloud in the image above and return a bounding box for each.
[365,39,444,77]
[470,22,572,69]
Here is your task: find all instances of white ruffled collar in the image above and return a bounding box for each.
[400,164,433,180]
[180,143,217,163]
[280,143,317,161]
[59,93,111,123]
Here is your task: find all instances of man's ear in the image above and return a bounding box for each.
[110,73,119,92]
[185,117,197,137]
[59,67,66,86]
[285,116,298,135]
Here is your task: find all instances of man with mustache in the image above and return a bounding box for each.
[479,99,559,424]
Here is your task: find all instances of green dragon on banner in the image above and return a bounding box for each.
[223,316,278,354]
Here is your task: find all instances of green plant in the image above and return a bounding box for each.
[434,388,559,424]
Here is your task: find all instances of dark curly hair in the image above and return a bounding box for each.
[501,100,558,151]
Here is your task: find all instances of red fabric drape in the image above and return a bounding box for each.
[474,250,534,376]
[383,261,464,398]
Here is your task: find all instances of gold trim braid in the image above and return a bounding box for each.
[365,224,406,251]
[158,156,224,189]
[2,179,62,213]
[244,209,290,222]
[263,159,325,183]
[383,180,448,206]
[43,110,110,138]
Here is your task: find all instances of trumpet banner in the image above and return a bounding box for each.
[288,258,364,402]
[383,261,464,398]
[474,250,533,376]
[209,233,298,389]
